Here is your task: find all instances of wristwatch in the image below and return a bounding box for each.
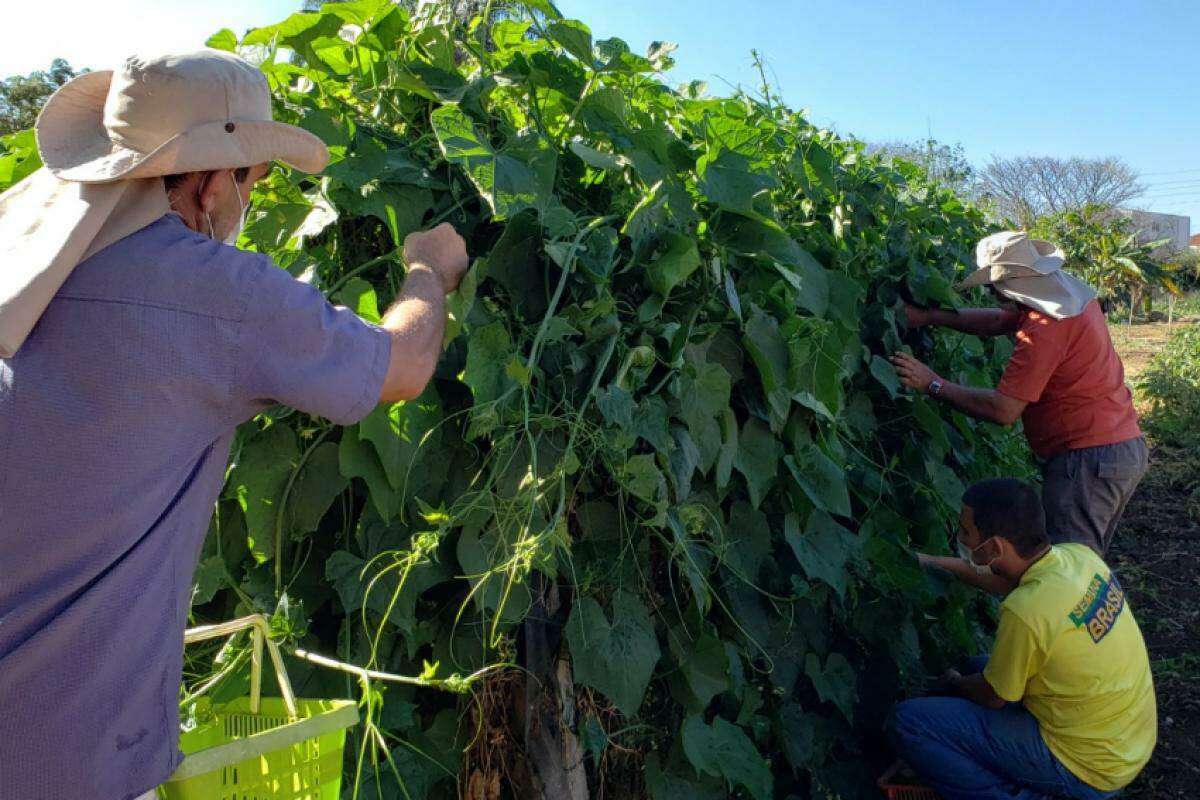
[927,378,944,396]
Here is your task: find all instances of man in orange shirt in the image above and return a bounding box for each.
[891,232,1146,557]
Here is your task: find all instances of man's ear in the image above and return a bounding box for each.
[196,169,225,215]
[991,536,1013,562]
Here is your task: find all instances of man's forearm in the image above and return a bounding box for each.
[922,554,1016,596]
[925,307,1020,337]
[935,381,1018,425]
[379,265,446,402]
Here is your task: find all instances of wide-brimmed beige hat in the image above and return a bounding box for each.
[958,231,1096,319]
[37,49,327,182]
[0,49,329,358]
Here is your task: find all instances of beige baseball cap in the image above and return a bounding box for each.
[958,231,1096,319]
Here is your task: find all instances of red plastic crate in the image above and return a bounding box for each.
[877,760,941,800]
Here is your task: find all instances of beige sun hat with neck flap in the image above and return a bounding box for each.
[957,230,1096,319]
[0,49,329,358]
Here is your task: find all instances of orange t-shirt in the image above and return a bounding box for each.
[997,300,1141,458]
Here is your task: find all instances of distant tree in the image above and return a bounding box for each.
[868,138,976,198]
[0,59,82,135]
[978,155,1143,227]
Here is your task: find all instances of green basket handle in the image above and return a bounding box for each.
[183,614,298,718]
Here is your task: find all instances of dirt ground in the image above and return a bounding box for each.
[1108,317,1200,799]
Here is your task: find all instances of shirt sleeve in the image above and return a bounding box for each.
[996,313,1066,403]
[235,257,392,425]
[983,609,1045,702]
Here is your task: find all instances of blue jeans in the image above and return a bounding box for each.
[885,657,1120,800]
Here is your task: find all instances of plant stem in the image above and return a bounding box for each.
[275,427,332,595]
[292,647,509,691]
[327,248,402,296]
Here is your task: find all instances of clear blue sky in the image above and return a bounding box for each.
[5,0,1195,231]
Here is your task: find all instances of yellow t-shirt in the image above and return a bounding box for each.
[983,544,1157,791]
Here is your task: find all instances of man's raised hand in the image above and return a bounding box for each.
[889,351,939,393]
[404,223,468,295]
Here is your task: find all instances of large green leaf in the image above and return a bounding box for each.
[231,425,299,562]
[645,753,724,800]
[722,501,772,583]
[595,384,635,428]
[242,11,343,63]
[669,631,730,708]
[869,355,900,397]
[548,19,594,63]
[330,183,432,247]
[565,590,661,716]
[675,361,731,441]
[644,232,701,297]
[778,703,819,771]
[286,442,347,539]
[697,149,778,219]
[338,424,399,521]
[431,105,556,220]
[0,129,42,190]
[733,418,781,509]
[785,443,852,518]
[359,388,442,494]
[462,322,516,439]
[205,28,238,51]
[485,210,547,319]
[743,306,791,429]
[681,715,774,800]
[927,459,967,510]
[784,510,861,599]
[804,652,858,722]
[620,453,668,506]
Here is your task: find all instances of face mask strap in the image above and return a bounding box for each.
[224,171,249,246]
[978,538,999,567]
[191,171,246,244]
[957,533,999,573]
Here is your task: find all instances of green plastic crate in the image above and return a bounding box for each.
[157,615,359,800]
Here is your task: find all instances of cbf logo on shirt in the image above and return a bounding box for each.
[1069,572,1126,643]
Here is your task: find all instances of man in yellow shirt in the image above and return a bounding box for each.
[887,478,1156,799]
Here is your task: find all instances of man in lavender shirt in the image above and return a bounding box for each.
[0,52,467,799]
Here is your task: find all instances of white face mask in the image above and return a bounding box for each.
[205,172,248,246]
[957,538,997,575]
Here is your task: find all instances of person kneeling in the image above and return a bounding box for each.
[886,478,1156,800]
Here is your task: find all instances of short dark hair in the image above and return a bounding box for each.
[162,166,251,191]
[961,478,1048,557]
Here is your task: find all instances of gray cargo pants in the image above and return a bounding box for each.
[1040,436,1149,556]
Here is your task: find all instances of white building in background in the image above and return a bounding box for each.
[1111,209,1191,258]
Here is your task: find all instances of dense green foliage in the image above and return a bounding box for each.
[1139,323,1200,452]
[0,127,42,187]
[1137,320,1200,530]
[1029,205,1176,318]
[0,3,1033,797]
